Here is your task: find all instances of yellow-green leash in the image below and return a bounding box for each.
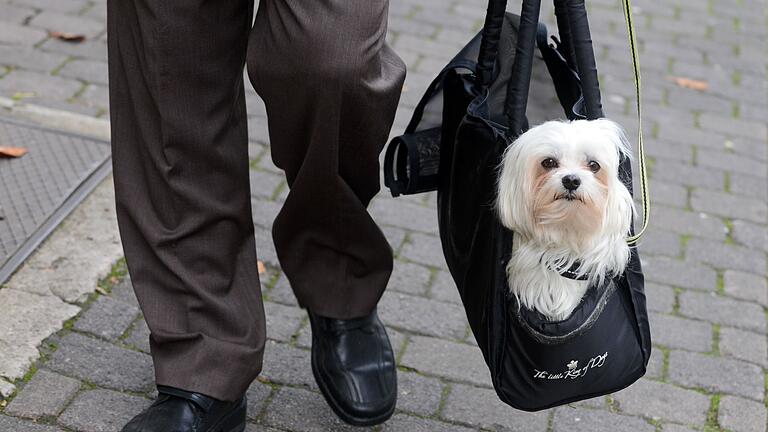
[620,0,649,247]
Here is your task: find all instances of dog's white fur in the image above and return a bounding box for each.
[496,119,635,321]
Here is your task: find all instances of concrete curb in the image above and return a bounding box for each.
[0,99,120,397]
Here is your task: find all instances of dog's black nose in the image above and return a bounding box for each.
[562,174,581,191]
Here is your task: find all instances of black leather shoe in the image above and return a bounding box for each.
[121,386,246,432]
[308,308,397,426]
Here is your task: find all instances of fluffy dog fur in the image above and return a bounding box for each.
[496,119,635,321]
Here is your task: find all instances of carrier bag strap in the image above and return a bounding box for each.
[553,0,578,72]
[504,0,543,136]
[620,0,649,246]
[476,0,509,91]
[563,0,603,119]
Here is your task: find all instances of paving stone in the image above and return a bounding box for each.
[0,379,15,398]
[39,38,107,61]
[729,173,768,201]
[254,226,279,266]
[11,0,88,13]
[263,301,304,343]
[28,10,104,38]
[651,159,725,191]
[123,318,150,353]
[75,83,108,109]
[399,232,447,268]
[641,256,717,291]
[0,416,63,432]
[245,380,272,420]
[612,378,710,424]
[649,313,712,352]
[263,387,365,432]
[57,59,108,85]
[58,389,150,432]
[685,237,766,274]
[678,290,766,333]
[397,371,443,417]
[723,270,768,306]
[731,220,768,253]
[645,347,664,380]
[251,198,282,230]
[719,327,767,367]
[369,199,439,234]
[379,290,467,339]
[645,283,676,314]
[650,206,728,241]
[0,289,80,381]
[73,295,139,340]
[401,335,492,387]
[382,226,408,253]
[249,170,284,201]
[442,383,550,431]
[552,406,656,432]
[110,277,139,308]
[0,69,82,102]
[0,22,47,45]
[639,228,682,258]
[718,395,767,432]
[388,261,432,296]
[0,45,67,72]
[429,270,463,305]
[258,341,315,390]
[690,189,767,224]
[47,332,154,392]
[5,369,81,419]
[381,414,475,432]
[668,350,764,400]
[266,273,297,308]
[0,3,36,23]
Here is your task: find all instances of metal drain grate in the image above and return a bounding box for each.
[0,117,111,286]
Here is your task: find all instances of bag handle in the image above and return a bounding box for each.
[476,0,510,91]
[562,0,603,119]
[504,0,542,135]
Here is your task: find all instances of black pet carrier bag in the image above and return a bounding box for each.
[384,0,651,411]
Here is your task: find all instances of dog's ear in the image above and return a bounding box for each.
[496,140,533,234]
[592,118,632,163]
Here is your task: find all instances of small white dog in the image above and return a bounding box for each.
[496,119,635,321]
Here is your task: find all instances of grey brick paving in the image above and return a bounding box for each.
[1,0,767,430]
[611,378,710,424]
[5,369,80,419]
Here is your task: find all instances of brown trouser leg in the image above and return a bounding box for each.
[107,0,264,401]
[248,0,406,319]
[108,0,404,402]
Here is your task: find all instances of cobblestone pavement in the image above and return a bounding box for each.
[1,0,767,430]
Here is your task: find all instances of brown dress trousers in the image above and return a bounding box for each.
[107,0,405,401]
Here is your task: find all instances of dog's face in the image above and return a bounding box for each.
[497,119,634,250]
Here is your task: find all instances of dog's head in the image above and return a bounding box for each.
[496,119,635,251]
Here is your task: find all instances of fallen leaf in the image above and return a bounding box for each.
[668,76,708,91]
[0,146,27,158]
[257,260,266,274]
[47,30,86,43]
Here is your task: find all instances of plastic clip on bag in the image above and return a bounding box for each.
[383,0,651,411]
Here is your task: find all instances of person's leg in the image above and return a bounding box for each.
[247,0,406,319]
[246,0,406,426]
[108,0,264,404]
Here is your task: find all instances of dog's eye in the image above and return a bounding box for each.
[541,158,558,169]
[588,160,601,172]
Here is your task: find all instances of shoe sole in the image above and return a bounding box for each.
[309,315,396,427]
[208,395,247,432]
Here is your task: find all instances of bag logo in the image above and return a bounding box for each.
[533,352,608,380]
